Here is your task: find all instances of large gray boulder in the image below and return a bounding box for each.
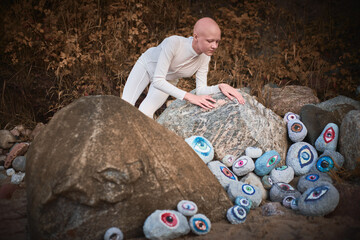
[26,96,232,240]
[157,90,288,164]
[339,110,360,170]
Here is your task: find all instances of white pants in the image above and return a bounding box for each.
[122,60,176,118]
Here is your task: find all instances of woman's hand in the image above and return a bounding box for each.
[184,92,216,110]
[218,83,245,104]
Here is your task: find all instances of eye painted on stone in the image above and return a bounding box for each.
[316,156,334,172]
[305,174,319,182]
[242,184,255,195]
[275,166,288,171]
[192,137,211,156]
[232,205,246,221]
[291,123,303,132]
[287,113,297,121]
[305,186,329,201]
[160,212,178,228]
[220,166,236,180]
[266,155,278,167]
[323,127,335,143]
[234,159,248,168]
[278,183,295,191]
[181,202,196,211]
[298,145,314,168]
[240,198,250,207]
[191,218,209,233]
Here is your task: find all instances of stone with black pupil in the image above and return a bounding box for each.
[227,181,262,208]
[297,172,333,193]
[287,119,308,143]
[315,123,339,152]
[207,161,238,190]
[286,142,318,175]
[189,214,211,235]
[254,150,281,176]
[269,182,301,202]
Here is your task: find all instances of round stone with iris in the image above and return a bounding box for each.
[287,119,308,143]
[222,154,236,167]
[177,200,198,216]
[297,172,333,193]
[232,156,255,176]
[185,136,214,164]
[254,150,281,176]
[234,196,252,213]
[315,123,339,152]
[207,161,238,190]
[227,181,262,208]
[226,205,247,224]
[284,112,300,123]
[269,182,301,202]
[189,214,211,235]
[286,142,318,176]
[104,227,124,240]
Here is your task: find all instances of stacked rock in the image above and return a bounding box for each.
[312,150,344,174]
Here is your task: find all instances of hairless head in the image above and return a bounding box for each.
[193,17,221,37]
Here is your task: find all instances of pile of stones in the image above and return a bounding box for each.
[185,111,342,221]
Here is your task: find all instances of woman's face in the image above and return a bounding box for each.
[193,25,221,56]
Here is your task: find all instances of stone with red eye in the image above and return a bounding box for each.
[287,119,308,143]
[143,210,190,240]
[298,183,339,216]
[297,171,333,193]
[315,123,339,152]
[269,182,301,202]
[189,214,211,235]
[284,112,300,123]
[207,161,238,189]
[232,156,254,176]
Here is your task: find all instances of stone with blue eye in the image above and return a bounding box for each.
[104,227,123,240]
[232,156,255,176]
[207,161,238,190]
[143,210,190,240]
[284,112,300,123]
[270,165,294,183]
[177,200,198,217]
[298,183,339,216]
[315,123,339,152]
[287,119,308,143]
[234,196,252,213]
[269,182,301,202]
[297,172,333,193]
[313,150,344,173]
[286,142,318,175]
[222,154,236,167]
[189,214,211,235]
[254,150,281,176]
[185,136,214,164]
[227,181,262,209]
[226,205,247,224]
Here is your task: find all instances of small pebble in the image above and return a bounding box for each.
[11,172,25,184]
[261,202,284,216]
[104,227,123,240]
[234,196,252,213]
[177,200,198,216]
[222,154,236,167]
[245,147,263,159]
[227,205,247,224]
[6,168,15,176]
[189,214,211,235]
[284,112,300,123]
[12,156,26,172]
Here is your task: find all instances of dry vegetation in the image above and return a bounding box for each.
[0,0,359,129]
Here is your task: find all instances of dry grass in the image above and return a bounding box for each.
[0,0,359,129]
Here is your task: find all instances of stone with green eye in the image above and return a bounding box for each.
[254,150,281,176]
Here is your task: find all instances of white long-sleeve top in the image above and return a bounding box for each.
[138,35,221,100]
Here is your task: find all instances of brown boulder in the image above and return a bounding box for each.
[263,85,320,116]
[26,96,232,239]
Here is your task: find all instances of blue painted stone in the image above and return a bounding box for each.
[269,182,301,202]
[254,150,281,176]
[312,150,344,174]
[315,123,339,152]
[185,136,214,164]
[297,172,333,193]
[226,205,247,224]
[143,210,190,240]
[227,181,262,208]
[286,142,318,176]
[207,161,238,190]
[287,119,307,142]
[298,183,339,216]
[232,156,255,176]
[284,112,300,123]
[188,214,211,235]
[234,196,252,213]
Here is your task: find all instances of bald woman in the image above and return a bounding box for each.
[122,17,245,118]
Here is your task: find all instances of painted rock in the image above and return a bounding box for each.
[262,175,273,190]
[143,210,190,240]
[245,147,263,159]
[222,154,236,167]
[298,183,339,216]
[254,150,281,176]
[269,165,294,183]
[315,123,339,152]
[287,119,307,142]
[232,156,255,176]
[291,198,299,210]
[188,214,211,235]
[234,196,252,213]
[104,227,123,240]
[226,205,247,224]
[282,195,296,208]
[240,172,268,201]
[297,172,333,193]
[269,182,301,202]
[227,181,262,208]
[283,112,300,123]
[185,136,214,164]
[207,161,238,189]
[286,142,318,175]
[312,150,344,175]
[177,200,198,217]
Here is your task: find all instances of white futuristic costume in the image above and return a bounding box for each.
[122,35,221,118]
